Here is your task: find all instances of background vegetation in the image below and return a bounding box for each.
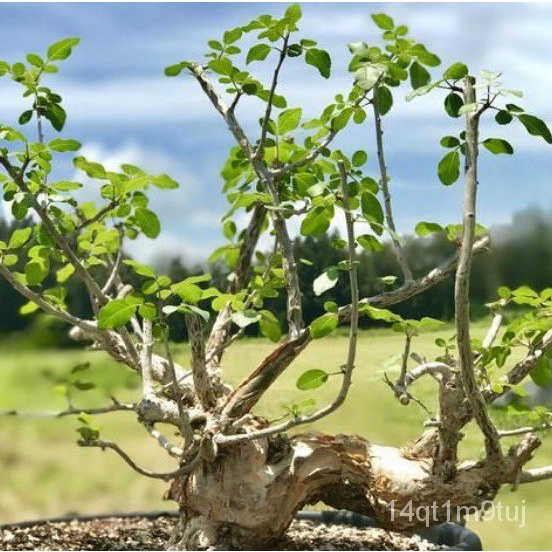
[2,204,552,347]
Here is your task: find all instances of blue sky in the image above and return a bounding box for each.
[1,2,551,264]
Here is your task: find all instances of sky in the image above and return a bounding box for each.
[1,2,551,265]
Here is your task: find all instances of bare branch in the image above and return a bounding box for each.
[519,465,552,484]
[372,86,413,283]
[185,313,217,410]
[499,423,552,438]
[79,439,201,481]
[206,202,266,367]
[455,76,501,466]
[482,312,503,349]
[144,423,184,458]
[0,402,136,419]
[74,200,117,232]
[140,319,156,397]
[256,34,289,159]
[338,236,490,323]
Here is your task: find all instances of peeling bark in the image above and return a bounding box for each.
[165,432,527,550]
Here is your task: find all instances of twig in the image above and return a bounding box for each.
[372,86,413,283]
[0,402,136,419]
[79,439,200,481]
[499,423,552,438]
[256,33,290,160]
[144,423,184,458]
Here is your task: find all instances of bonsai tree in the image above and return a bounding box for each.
[1,5,552,549]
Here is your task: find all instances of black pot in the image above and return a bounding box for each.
[296,510,483,551]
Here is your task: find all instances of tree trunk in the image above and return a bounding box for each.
[165,433,501,550]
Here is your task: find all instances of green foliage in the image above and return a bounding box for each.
[296,368,329,390]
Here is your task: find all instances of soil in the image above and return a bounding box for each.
[0,514,440,551]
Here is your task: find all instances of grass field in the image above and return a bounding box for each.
[1,322,550,549]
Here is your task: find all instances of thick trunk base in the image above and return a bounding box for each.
[165,433,500,550]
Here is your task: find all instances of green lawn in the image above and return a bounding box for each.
[1,323,550,549]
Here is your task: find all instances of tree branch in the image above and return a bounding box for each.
[338,236,490,323]
[206,202,266,367]
[185,313,217,410]
[256,33,289,160]
[187,62,303,337]
[372,86,413,283]
[455,76,501,467]
[484,327,552,403]
[0,401,136,419]
[218,162,360,442]
[79,439,201,481]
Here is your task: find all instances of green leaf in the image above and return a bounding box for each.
[52,181,82,192]
[223,28,242,45]
[352,150,368,167]
[98,298,138,330]
[482,138,514,155]
[8,227,32,249]
[354,63,385,91]
[48,138,81,152]
[73,156,106,179]
[305,48,331,78]
[259,310,282,342]
[73,380,95,391]
[19,110,33,125]
[518,114,552,144]
[223,219,236,240]
[25,258,49,285]
[309,312,338,339]
[440,136,460,148]
[284,3,302,25]
[444,93,463,118]
[164,62,189,77]
[409,61,431,89]
[495,110,513,125]
[277,108,302,134]
[26,53,44,67]
[208,58,234,76]
[47,37,80,61]
[313,269,338,296]
[135,208,160,238]
[246,44,271,64]
[231,310,261,328]
[151,174,179,189]
[123,259,157,278]
[443,62,468,80]
[331,108,353,132]
[377,86,393,116]
[530,355,552,388]
[357,234,383,251]
[438,151,460,185]
[301,205,333,236]
[371,13,394,30]
[56,263,75,283]
[415,221,443,236]
[43,103,66,132]
[296,369,329,391]
[361,192,384,235]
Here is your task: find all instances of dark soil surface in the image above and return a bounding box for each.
[0,514,439,550]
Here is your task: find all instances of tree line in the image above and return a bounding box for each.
[1,205,551,346]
